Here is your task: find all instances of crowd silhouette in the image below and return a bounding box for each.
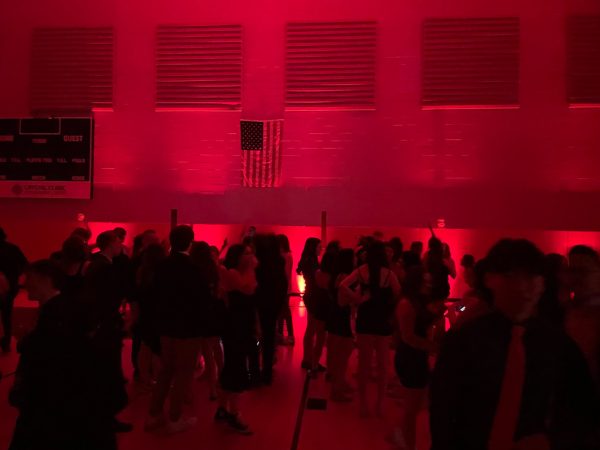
[1,225,600,450]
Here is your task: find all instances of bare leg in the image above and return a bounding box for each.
[313,319,327,368]
[357,334,375,417]
[375,336,391,417]
[398,387,426,450]
[303,313,316,367]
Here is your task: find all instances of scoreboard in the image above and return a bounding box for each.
[0,118,93,199]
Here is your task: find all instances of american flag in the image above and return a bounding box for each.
[241,119,283,188]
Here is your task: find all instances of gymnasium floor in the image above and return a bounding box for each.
[0,300,429,450]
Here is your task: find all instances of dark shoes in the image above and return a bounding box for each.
[215,408,253,435]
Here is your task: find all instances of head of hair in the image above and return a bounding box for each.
[410,241,423,253]
[169,225,194,252]
[298,237,321,274]
[389,237,403,262]
[460,254,476,269]
[132,234,144,258]
[0,227,6,242]
[60,236,88,264]
[402,265,428,303]
[359,236,376,249]
[190,241,219,290]
[402,250,421,269]
[320,249,339,276]
[568,245,600,261]
[224,244,247,270]
[141,243,166,266]
[428,237,443,254]
[96,230,118,251]
[277,234,291,253]
[485,239,545,277]
[366,240,388,292]
[338,248,355,275]
[138,243,166,287]
[326,240,341,254]
[255,234,284,269]
[113,227,127,241]
[71,227,92,242]
[26,259,62,290]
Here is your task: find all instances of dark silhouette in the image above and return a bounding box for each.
[0,228,28,353]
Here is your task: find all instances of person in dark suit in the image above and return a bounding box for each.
[0,227,28,353]
[145,225,205,434]
[83,230,131,433]
[430,239,600,450]
[9,260,116,450]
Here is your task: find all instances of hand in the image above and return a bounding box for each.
[513,434,550,450]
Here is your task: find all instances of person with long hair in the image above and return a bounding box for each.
[297,237,325,370]
[390,266,446,450]
[216,244,258,434]
[314,248,338,378]
[254,234,288,385]
[340,241,401,417]
[424,238,452,303]
[329,248,356,401]
[190,241,225,401]
[277,234,295,345]
[386,240,406,284]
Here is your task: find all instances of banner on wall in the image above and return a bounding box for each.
[0,118,93,199]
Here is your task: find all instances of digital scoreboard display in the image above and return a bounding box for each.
[0,118,93,199]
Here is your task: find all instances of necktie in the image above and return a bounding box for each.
[488,325,526,450]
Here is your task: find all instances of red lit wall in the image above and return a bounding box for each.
[1,0,600,275]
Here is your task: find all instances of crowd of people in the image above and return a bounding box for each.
[1,224,600,450]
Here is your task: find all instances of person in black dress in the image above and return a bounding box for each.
[298,237,325,370]
[9,260,116,450]
[0,227,28,353]
[328,248,356,401]
[340,241,401,417]
[190,241,225,401]
[277,234,295,345]
[216,244,258,435]
[391,265,446,450]
[431,239,600,450]
[254,234,288,385]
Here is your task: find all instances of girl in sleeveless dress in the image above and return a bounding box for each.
[340,241,401,417]
[297,238,325,370]
[391,265,446,450]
